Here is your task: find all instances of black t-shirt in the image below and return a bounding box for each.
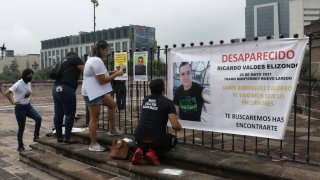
[54,56,84,89]
[135,65,146,75]
[134,95,176,141]
[173,82,204,122]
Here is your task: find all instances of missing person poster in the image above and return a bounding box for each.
[167,38,308,139]
[134,51,148,81]
[114,52,128,80]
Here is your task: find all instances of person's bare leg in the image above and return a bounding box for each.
[102,95,117,131]
[88,105,101,144]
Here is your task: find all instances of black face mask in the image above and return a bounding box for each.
[23,77,32,83]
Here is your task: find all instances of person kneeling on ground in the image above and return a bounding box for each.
[132,79,182,166]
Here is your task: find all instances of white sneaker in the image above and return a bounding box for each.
[107,129,124,136]
[89,143,105,152]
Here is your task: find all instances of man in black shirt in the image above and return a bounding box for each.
[174,62,207,122]
[134,56,146,75]
[133,79,181,166]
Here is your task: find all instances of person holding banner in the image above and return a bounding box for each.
[135,56,146,75]
[82,40,124,152]
[174,62,210,122]
[132,79,182,166]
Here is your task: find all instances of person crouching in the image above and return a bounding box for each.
[132,79,182,166]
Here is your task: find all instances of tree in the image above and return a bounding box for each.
[33,67,50,80]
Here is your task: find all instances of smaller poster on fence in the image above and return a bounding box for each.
[133,51,148,81]
[114,52,128,80]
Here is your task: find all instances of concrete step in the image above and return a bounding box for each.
[21,135,225,180]
[19,148,130,180]
[21,130,320,180]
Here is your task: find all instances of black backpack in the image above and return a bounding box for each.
[49,60,66,80]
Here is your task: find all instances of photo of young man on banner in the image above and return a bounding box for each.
[168,38,308,140]
[114,52,128,80]
[172,61,211,122]
[133,51,148,81]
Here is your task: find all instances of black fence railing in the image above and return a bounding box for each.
[95,35,320,166]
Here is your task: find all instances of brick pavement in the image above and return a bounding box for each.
[0,102,59,179]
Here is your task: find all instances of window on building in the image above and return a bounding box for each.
[122,42,128,51]
[86,46,90,54]
[110,30,115,40]
[103,31,108,40]
[41,52,44,69]
[61,49,64,59]
[123,27,128,38]
[56,50,59,61]
[116,29,121,39]
[109,43,114,52]
[45,52,48,68]
[115,42,121,52]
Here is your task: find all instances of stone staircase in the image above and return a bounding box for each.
[19,129,320,180]
[19,130,225,180]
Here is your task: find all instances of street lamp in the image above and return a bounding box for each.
[91,0,99,45]
[1,43,6,60]
[32,61,39,72]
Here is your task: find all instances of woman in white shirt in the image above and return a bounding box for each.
[82,40,124,152]
[4,69,42,152]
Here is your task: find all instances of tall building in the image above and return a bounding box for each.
[245,0,320,40]
[40,25,157,70]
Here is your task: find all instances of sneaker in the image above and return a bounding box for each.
[132,147,143,165]
[89,143,105,152]
[107,129,124,136]
[145,149,160,166]
[33,136,40,142]
[17,146,25,152]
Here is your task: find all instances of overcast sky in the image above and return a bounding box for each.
[0,0,245,55]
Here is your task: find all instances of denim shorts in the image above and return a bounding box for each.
[83,95,104,105]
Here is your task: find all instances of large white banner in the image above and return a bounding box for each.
[168,38,308,139]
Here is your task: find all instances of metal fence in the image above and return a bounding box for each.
[94,35,320,166]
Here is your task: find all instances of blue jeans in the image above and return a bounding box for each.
[52,85,76,140]
[15,103,42,147]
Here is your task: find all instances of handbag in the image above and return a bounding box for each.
[110,139,129,160]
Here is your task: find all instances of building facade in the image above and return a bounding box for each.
[40,25,157,70]
[0,54,40,73]
[245,0,320,40]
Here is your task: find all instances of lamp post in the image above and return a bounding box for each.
[91,0,99,45]
[1,43,6,60]
[32,61,39,72]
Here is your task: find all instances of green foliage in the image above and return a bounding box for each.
[33,68,50,80]
[301,49,310,76]
[0,67,50,81]
[0,67,21,81]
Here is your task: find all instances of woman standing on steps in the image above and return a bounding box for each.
[82,40,124,152]
[4,68,42,152]
[51,51,84,144]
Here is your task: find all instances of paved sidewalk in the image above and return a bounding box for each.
[0,103,58,180]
